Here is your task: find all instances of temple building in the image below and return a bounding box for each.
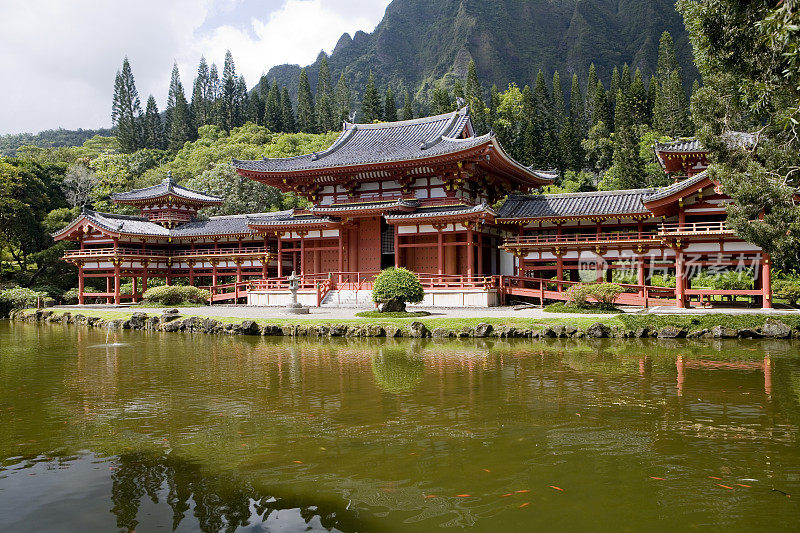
[55,108,772,308]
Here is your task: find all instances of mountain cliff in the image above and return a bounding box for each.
[265,0,696,103]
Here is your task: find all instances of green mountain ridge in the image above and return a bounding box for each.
[265,0,696,110]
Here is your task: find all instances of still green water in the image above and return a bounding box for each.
[1,321,800,532]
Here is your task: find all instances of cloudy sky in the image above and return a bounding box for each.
[0,0,392,135]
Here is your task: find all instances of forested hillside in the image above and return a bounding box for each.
[266,0,697,105]
[0,128,114,157]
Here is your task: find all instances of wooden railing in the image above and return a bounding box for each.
[659,221,732,234]
[64,246,272,260]
[504,231,658,247]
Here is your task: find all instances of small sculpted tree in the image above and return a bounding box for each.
[372,267,424,312]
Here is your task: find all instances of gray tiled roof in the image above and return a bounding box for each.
[645,170,710,202]
[247,210,332,227]
[385,203,494,220]
[111,176,223,204]
[311,198,420,214]
[79,210,170,236]
[654,139,703,153]
[497,189,657,219]
[233,108,486,172]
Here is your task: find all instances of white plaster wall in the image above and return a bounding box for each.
[247,290,318,307]
[500,250,515,275]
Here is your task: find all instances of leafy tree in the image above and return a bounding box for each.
[384,87,398,122]
[678,0,800,269]
[61,162,98,208]
[582,121,614,174]
[143,95,165,150]
[371,267,424,308]
[111,57,143,153]
[165,63,194,151]
[592,81,612,129]
[430,83,453,115]
[296,69,316,132]
[182,164,284,216]
[361,72,382,122]
[400,91,414,121]
[334,73,352,123]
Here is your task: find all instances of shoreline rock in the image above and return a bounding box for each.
[7,309,800,342]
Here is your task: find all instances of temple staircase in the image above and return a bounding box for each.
[320,289,375,308]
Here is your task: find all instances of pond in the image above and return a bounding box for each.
[1,321,799,531]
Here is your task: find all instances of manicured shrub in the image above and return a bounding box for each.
[565,283,623,309]
[774,280,800,306]
[0,287,53,316]
[589,283,625,306]
[565,283,594,307]
[62,287,81,304]
[142,285,211,305]
[371,268,424,304]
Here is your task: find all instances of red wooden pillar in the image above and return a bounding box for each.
[106,276,112,304]
[556,254,564,292]
[212,261,218,289]
[477,231,483,275]
[236,262,243,283]
[142,264,148,294]
[675,251,686,308]
[337,230,343,284]
[394,227,400,268]
[78,263,85,304]
[637,256,646,299]
[761,253,773,309]
[188,262,195,286]
[277,237,283,278]
[437,229,444,276]
[113,261,121,305]
[466,227,474,278]
[300,233,306,275]
[132,276,138,302]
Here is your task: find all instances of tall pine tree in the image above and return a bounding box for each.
[220,51,238,132]
[552,71,566,132]
[334,73,351,123]
[384,87,398,122]
[585,63,598,126]
[191,57,212,128]
[234,75,248,128]
[361,73,381,122]
[264,80,282,132]
[143,95,164,149]
[608,88,643,189]
[111,57,143,153]
[569,73,586,140]
[629,69,649,126]
[592,81,612,128]
[280,87,296,133]
[464,60,488,134]
[165,63,194,151]
[296,69,316,132]
[401,91,414,121]
[315,56,335,132]
[653,31,691,136]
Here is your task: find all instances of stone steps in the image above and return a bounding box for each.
[321,290,374,308]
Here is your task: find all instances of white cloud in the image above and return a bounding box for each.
[0,0,390,135]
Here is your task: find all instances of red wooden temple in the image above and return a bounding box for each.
[55,109,771,308]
